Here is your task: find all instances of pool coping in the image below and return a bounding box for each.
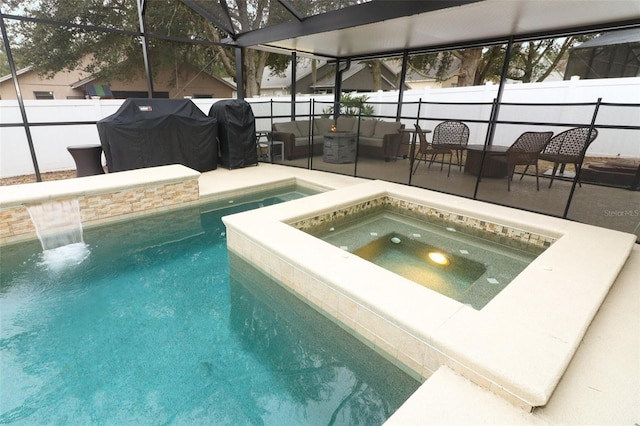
[0,164,200,208]
[222,179,636,410]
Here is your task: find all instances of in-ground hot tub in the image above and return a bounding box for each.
[291,196,553,310]
[222,180,635,411]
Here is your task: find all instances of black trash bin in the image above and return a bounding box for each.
[209,99,257,169]
[97,99,218,173]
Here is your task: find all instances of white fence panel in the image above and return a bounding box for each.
[1,78,638,178]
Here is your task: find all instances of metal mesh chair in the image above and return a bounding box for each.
[538,127,599,188]
[430,120,470,171]
[412,124,453,176]
[501,131,553,191]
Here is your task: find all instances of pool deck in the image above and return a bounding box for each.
[202,164,639,425]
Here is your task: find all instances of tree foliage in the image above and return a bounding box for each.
[407,35,595,87]
[3,1,596,95]
[2,0,310,97]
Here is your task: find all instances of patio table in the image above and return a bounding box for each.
[464,144,509,178]
[67,144,105,177]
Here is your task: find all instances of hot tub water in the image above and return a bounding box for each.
[312,211,540,309]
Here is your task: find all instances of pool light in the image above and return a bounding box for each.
[428,251,450,266]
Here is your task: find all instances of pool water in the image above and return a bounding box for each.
[315,211,539,309]
[0,189,419,425]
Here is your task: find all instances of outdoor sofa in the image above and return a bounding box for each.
[272,116,410,161]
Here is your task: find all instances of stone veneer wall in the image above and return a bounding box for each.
[289,195,556,252]
[0,179,199,245]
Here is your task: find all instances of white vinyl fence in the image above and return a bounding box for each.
[1,77,639,178]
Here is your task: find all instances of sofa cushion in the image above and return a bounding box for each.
[359,119,377,137]
[336,116,357,132]
[359,136,384,148]
[296,120,311,137]
[274,121,301,137]
[314,118,334,134]
[294,137,309,147]
[373,121,401,139]
[294,135,324,147]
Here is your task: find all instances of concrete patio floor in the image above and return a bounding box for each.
[275,155,640,241]
[200,163,639,425]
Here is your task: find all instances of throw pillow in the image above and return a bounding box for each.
[359,119,377,137]
[274,121,301,137]
[373,121,401,139]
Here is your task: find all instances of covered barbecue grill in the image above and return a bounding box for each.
[97,98,218,173]
[209,99,257,169]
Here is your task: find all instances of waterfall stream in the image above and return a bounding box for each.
[27,199,84,251]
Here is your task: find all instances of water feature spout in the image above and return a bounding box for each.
[27,199,84,251]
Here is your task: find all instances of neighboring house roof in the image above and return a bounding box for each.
[309,61,399,89]
[0,66,33,83]
[69,65,237,91]
[70,74,99,89]
[261,59,406,92]
[261,60,319,90]
[0,64,237,98]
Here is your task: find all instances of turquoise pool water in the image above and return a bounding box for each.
[0,189,419,425]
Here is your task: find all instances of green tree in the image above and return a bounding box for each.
[2,0,304,97]
[324,93,375,116]
[407,36,593,87]
[1,44,11,76]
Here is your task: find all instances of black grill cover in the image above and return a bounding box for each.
[97,98,218,173]
[208,99,257,169]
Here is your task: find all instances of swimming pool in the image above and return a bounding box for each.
[0,188,419,424]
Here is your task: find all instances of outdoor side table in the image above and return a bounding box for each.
[256,130,284,162]
[67,144,105,177]
[323,132,357,163]
[464,144,509,177]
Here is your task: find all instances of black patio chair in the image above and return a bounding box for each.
[412,124,453,176]
[497,131,553,191]
[430,120,470,171]
[538,127,599,188]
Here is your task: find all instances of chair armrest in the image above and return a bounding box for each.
[272,131,295,145]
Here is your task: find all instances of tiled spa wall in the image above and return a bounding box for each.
[0,179,199,245]
[289,195,556,253]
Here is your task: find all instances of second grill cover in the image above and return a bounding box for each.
[209,99,257,169]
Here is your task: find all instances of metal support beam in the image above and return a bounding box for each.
[278,0,304,22]
[473,37,514,199]
[333,59,350,118]
[488,37,514,146]
[290,52,297,118]
[235,48,245,99]
[181,0,235,39]
[137,0,154,98]
[0,14,42,182]
[396,51,409,121]
[563,98,602,218]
